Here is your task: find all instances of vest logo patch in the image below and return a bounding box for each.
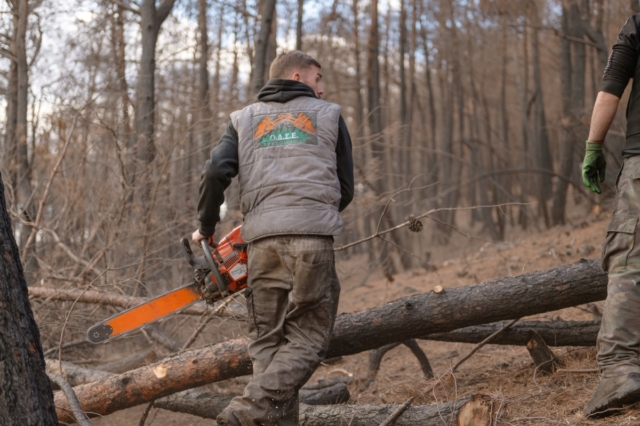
[252,112,318,148]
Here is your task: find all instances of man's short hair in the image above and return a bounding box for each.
[269,51,322,79]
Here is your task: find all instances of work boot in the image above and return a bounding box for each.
[216,410,242,426]
[584,372,640,418]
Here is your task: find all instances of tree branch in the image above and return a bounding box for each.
[0,46,17,62]
[156,0,177,25]
[47,373,92,426]
[107,0,141,15]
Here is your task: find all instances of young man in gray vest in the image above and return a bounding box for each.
[192,51,354,425]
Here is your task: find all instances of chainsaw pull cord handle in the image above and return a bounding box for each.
[202,240,229,298]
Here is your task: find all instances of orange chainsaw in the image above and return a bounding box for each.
[86,226,248,344]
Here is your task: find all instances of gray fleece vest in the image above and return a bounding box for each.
[230,96,344,242]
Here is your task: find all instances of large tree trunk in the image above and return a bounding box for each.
[552,0,585,225]
[13,0,37,278]
[0,173,58,425]
[134,0,177,184]
[197,0,213,149]
[3,41,18,188]
[54,259,606,422]
[252,0,277,94]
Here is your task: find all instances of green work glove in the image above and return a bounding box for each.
[582,141,606,194]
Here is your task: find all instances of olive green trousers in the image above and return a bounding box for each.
[598,155,640,377]
[220,235,340,425]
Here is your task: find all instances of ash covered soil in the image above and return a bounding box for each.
[94,211,640,425]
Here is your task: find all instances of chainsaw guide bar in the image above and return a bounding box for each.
[86,281,204,344]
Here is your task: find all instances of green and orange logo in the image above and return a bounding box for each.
[252,112,318,147]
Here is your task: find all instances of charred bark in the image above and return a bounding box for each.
[423,320,600,347]
[0,173,58,425]
[327,259,605,358]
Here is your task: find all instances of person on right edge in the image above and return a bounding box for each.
[582,13,640,418]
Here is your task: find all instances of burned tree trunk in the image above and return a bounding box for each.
[0,174,58,425]
[423,320,600,347]
[54,259,606,422]
[252,0,277,94]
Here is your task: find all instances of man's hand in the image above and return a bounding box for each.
[582,141,607,194]
[192,229,215,248]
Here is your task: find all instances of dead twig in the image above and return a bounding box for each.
[334,203,525,251]
[378,397,413,426]
[181,290,245,350]
[452,318,520,372]
[47,373,93,426]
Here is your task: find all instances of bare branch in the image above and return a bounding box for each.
[0,46,16,61]
[156,0,177,25]
[107,0,141,15]
[47,373,93,426]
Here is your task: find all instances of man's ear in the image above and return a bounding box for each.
[291,72,301,81]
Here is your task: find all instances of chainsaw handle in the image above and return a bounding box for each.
[202,240,229,297]
[180,238,211,269]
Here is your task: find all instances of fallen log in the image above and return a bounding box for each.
[46,359,113,387]
[146,389,492,426]
[54,259,606,422]
[327,259,606,358]
[299,383,350,405]
[423,320,600,346]
[300,394,496,426]
[28,286,247,319]
[46,358,348,418]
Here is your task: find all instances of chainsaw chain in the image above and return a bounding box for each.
[194,268,226,305]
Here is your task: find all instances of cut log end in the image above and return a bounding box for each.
[457,395,496,426]
[526,330,562,374]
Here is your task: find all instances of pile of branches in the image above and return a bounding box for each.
[34,259,606,425]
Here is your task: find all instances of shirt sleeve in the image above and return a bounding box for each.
[336,115,355,212]
[601,15,640,98]
[197,121,239,237]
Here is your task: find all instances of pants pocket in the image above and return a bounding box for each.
[291,253,333,305]
[602,215,638,272]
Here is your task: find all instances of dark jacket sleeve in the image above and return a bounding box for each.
[336,115,354,212]
[601,15,640,98]
[197,121,239,237]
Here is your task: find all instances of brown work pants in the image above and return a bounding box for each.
[598,155,640,377]
[221,235,340,425]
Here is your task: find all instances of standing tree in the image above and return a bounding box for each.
[0,172,58,425]
[252,0,277,94]
[134,0,178,188]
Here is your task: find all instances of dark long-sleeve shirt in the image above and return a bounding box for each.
[197,80,355,237]
[600,14,640,156]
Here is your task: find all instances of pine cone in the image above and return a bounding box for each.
[408,216,423,233]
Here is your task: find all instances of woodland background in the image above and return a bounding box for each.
[0,0,638,354]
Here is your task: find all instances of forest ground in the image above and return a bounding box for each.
[90,205,640,426]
